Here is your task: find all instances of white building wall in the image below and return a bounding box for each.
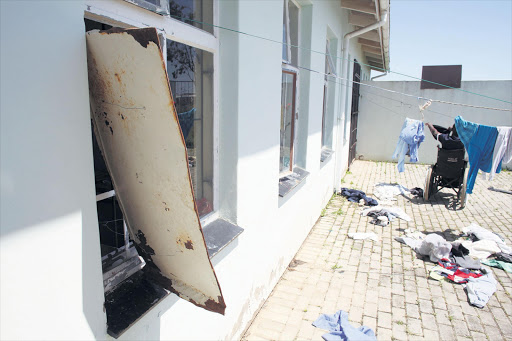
[0,0,376,340]
[356,81,512,169]
[0,1,106,340]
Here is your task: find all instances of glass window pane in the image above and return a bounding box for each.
[169,0,214,34]
[280,72,295,173]
[167,40,214,217]
[288,1,299,66]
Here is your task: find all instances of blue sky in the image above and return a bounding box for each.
[372,0,512,81]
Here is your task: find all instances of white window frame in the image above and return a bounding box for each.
[321,38,337,151]
[84,0,219,225]
[280,0,301,176]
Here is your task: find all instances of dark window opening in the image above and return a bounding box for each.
[169,0,214,34]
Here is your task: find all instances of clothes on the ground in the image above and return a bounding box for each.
[462,223,512,254]
[464,271,497,308]
[372,183,409,204]
[395,229,426,250]
[460,239,501,260]
[436,259,483,284]
[409,187,424,198]
[428,266,450,282]
[392,118,425,172]
[450,255,481,270]
[494,252,512,263]
[312,310,377,341]
[361,206,411,227]
[416,234,452,262]
[454,116,499,194]
[348,232,378,242]
[436,132,464,150]
[339,188,378,206]
[482,259,512,273]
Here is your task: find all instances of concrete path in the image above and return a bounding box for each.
[242,160,512,341]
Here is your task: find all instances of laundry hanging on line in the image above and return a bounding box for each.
[392,118,425,172]
[454,116,512,194]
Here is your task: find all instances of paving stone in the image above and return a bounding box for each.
[241,161,512,341]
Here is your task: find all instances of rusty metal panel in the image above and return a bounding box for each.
[421,65,462,89]
[86,27,225,314]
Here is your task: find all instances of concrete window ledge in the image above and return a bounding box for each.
[203,219,244,258]
[320,148,334,164]
[278,167,310,197]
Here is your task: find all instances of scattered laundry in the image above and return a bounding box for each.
[416,234,452,262]
[392,117,425,172]
[449,242,481,269]
[482,259,512,273]
[397,232,452,262]
[348,232,378,241]
[462,223,512,254]
[459,239,502,260]
[464,271,497,308]
[361,206,411,226]
[409,187,424,198]
[494,252,512,263]
[339,188,378,206]
[435,259,483,284]
[372,183,409,203]
[312,310,377,341]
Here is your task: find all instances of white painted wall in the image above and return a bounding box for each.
[1,0,374,340]
[0,1,106,340]
[357,81,512,169]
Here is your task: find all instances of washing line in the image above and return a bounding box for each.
[298,65,512,112]
[165,13,512,105]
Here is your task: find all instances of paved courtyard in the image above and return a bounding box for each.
[243,160,512,341]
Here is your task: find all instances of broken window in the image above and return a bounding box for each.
[166,40,214,217]
[169,0,214,34]
[86,24,225,337]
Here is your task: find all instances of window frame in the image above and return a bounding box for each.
[280,69,298,174]
[84,0,220,226]
[321,38,337,152]
[280,0,300,176]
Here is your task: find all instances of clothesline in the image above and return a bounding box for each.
[298,66,512,112]
[85,5,512,105]
[162,13,512,105]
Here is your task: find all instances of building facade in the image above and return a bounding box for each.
[0,0,390,339]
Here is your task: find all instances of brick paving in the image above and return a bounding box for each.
[243,160,512,341]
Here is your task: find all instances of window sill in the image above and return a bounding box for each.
[278,167,310,197]
[202,218,244,258]
[104,218,243,338]
[320,148,334,164]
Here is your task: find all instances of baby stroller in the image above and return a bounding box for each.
[423,126,469,208]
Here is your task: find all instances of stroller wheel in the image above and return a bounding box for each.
[424,167,434,201]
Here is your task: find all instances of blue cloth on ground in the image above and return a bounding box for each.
[313,310,377,341]
[340,188,378,206]
[177,108,196,140]
[392,118,425,172]
[455,116,499,194]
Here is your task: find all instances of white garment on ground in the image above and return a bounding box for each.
[360,206,411,222]
[415,233,452,262]
[464,271,497,308]
[348,232,379,241]
[460,239,502,260]
[462,223,512,254]
[372,183,409,203]
[395,229,426,250]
